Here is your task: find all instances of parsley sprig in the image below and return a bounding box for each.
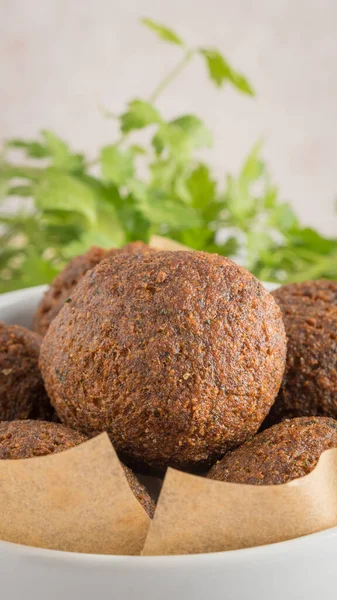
[0,18,336,293]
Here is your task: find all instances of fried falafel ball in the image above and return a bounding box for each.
[0,420,154,517]
[265,280,337,426]
[0,322,53,421]
[40,250,286,470]
[32,246,107,337]
[208,417,337,485]
[32,242,154,336]
[0,419,87,458]
[123,464,155,518]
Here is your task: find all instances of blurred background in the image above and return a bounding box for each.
[1,0,337,292]
[1,0,336,234]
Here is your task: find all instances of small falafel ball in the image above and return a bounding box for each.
[0,322,53,421]
[0,420,87,458]
[123,464,155,518]
[265,280,337,426]
[32,246,107,336]
[40,250,286,470]
[32,242,153,336]
[0,420,154,517]
[208,417,337,485]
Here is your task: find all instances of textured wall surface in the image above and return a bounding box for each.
[1,0,336,234]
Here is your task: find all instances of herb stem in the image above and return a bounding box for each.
[99,105,119,120]
[149,49,195,103]
[86,158,99,168]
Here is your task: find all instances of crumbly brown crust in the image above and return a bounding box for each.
[32,246,107,336]
[32,242,154,336]
[0,420,87,459]
[0,322,53,421]
[40,250,286,469]
[208,417,337,485]
[266,280,337,425]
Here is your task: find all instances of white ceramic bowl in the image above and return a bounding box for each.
[1,284,337,600]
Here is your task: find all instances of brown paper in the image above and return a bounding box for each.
[149,235,190,251]
[0,433,150,555]
[2,435,337,556]
[143,448,337,555]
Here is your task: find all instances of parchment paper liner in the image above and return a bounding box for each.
[149,235,190,251]
[143,448,337,555]
[0,433,149,555]
[1,433,337,555]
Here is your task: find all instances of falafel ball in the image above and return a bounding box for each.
[40,250,286,470]
[32,242,153,336]
[265,280,337,425]
[123,464,155,518]
[0,420,87,458]
[208,416,337,485]
[0,322,53,421]
[0,420,154,517]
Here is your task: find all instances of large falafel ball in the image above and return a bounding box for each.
[32,242,153,336]
[39,251,286,470]
[266,280,337,425]
[0,420,155,517]
[0,322,53,421]
[208,416,337,485]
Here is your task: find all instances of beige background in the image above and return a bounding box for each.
[1,0,336,235]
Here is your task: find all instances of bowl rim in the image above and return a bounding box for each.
[1,524,337,564]
[0,283,48,303]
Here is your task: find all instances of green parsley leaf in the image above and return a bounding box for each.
[129,145,147,155]
[225,174,255,221]
[0,162,42,182]
[6,139,48,159]
[200,49,255,95]
[120,100,162,133]
[6,133,85,171]
[63,231,117,259]
[131,183,201,229]
[95,201,126,247]
[21,251,60,286]
[141,18,184,47]
[41,130,85,171]
[101,145,135,186]
[34,171,97,225]
[240,142,264,182]
[152,123,192,156]
[170,115,212,148]
[7,185,32,197]
[152,116,211,158]
[187,164,216,209]
[292,227,337,255]
[268,203,298,231]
